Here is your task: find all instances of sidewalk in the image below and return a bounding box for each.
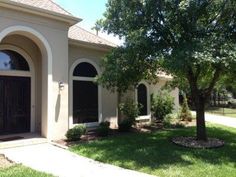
[205,113,236,128]
[192,111,236,128]
[0,143,155,177]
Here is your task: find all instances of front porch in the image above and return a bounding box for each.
[0,133,47,149]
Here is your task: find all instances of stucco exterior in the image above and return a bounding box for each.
[0,1,179,140]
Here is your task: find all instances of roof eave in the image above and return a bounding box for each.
[69,39,115,52]
[0,0,81,26]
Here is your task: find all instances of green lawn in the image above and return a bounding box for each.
[70,124,236,177]
[0,165,54,177]
[206,107,236,118]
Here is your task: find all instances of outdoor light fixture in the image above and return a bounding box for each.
[59,82,65,91]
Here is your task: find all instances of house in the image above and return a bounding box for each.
[0,0,179,140]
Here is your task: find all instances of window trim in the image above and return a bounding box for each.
[69,59,102,128]
[135,81,151,120]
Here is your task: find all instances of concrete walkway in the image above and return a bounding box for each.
[0,143,155,177]
[205,113,236,128]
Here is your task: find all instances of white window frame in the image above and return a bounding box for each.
[69,58,102,128]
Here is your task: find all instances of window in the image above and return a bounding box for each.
[0,50,30,71]
[137,84,148,116]
[73,62,97,77]
[72,62,99,124]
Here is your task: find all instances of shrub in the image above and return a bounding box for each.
[179,95,193,122]
[119,99,139,132]
[151,90,174,121]
[65,125,86,141]
[97,121,110,137]
[118,119,133,132]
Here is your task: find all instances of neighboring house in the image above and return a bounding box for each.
[0,0,179,140]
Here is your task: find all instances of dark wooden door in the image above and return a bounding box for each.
[0,76,31,134]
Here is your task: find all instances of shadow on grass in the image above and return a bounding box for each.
[70,125,236,172]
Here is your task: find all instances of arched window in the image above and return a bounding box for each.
[73,62,98,77]
[0,50,30,71]
[72,62,99,124]
[137,84,148,116]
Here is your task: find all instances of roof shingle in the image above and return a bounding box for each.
[9,0,72,16]
[69,25,116,47]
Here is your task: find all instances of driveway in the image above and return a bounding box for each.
[0,143,155,177]
[205,113,236,128]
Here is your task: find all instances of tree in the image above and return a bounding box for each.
[98,0,236,140]
[97,47,159,123]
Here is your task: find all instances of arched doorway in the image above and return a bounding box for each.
[0,49,34,134]
[0,25,53,138]
[70,59,102,127]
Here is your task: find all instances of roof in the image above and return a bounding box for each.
[9,0,72,16]
[69,25,117,47]
[7,0,116,48]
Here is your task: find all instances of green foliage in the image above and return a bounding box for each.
[97,47,159,93]
[118,119,133,132]
[151,91,174,121]
[97,121,110,137]
[119,99,139,131]
[65,125,86,141]
[179,95,193,122]
[99,0,236,140]
[119,98,140,121]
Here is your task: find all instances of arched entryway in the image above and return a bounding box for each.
[70,59,102,128]
[0,47,35,134]
[0,25,53,138]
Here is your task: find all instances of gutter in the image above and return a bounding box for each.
[69,39,114,52]
[0,0,81,26]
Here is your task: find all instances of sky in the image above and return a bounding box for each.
[54,0,123,45]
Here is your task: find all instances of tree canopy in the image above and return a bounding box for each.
[98,0,236,140]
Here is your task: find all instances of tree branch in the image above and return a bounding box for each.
[204,66,221,97]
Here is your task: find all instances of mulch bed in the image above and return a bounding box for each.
[54,129,137,147]
[54,121,196,147]
[172,136,225,149]
[0,154,14,169]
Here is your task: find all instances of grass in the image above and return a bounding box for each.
[70,124,236,177]
[0,165,54,177]
[206,107,236,118]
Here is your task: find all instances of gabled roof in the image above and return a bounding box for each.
[9,0,72,16]
[69,25,116,47]
[3,0,116,48]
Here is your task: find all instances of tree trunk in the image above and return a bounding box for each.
[195,96,207,141]
[117,91,122,125]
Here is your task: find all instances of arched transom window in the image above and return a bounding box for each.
[0,50,30,71]
[72,62,99,124]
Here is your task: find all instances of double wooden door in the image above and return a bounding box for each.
[0,76,31,134]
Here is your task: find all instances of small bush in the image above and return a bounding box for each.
[151,90,174,121]
[118,99,139,132]
[65,125,86,141]
[118,119,133,132]
[179,95,193,122]
[97,121,110,137]
[119,98,140,121]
